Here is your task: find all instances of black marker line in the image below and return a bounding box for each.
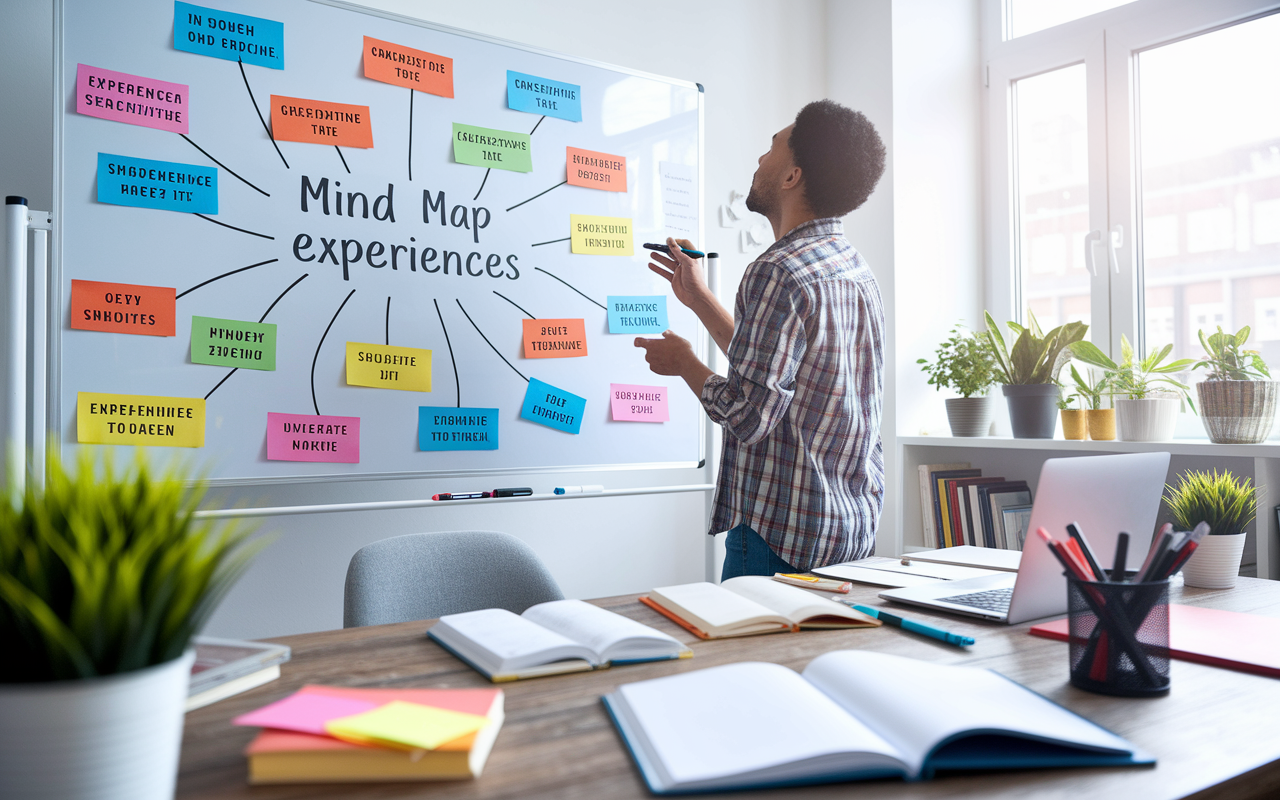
[385,296,391,346]
[239,57,288,169]
[194,213,274,240]
[535,267,608,310]
[335,146,350,174]
[529,115,546,136]
[205,273,309,400]
[506,179,567,212]
[407,88,414,181]
[456,299,528,382]
[473,168,491,202]
[493,291,536,319]
[177,258,279,299]
[434,298,460,407]
[179,134,270,197]
[531,236,571,247]
[204,369,237,401]
[312,289,357,415]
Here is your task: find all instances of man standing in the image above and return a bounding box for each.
[635,100,886,579]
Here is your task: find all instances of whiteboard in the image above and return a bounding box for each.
[53,0,704,483]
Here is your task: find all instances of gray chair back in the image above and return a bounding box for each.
[343,530,564,627]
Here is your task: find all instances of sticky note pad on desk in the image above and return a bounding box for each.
[233,692,378,736]
[325,700,489,751]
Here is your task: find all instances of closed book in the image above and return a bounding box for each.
[949,477,1005,548]
[975,482,1031,550]
[641,577,879,639]
[187,637,290,710]
[917,463,969,551]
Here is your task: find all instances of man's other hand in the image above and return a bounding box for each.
[634,330,714,395]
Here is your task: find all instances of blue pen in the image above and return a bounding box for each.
[850,604,975,648]
[643,242,706,259]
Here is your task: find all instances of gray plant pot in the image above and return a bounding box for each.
[1196,380,1279,444]
[1002,384,1060,439]
[945,397,993,437]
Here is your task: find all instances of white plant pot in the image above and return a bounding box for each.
[0,649,194,800]
[1182,532,1247,590]
[1115,397,1179,442]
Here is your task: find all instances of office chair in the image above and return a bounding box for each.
[342,530,565,627]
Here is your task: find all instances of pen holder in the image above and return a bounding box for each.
[1066,577,1170,697]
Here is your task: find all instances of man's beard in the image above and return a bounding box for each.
[745,180,776,217]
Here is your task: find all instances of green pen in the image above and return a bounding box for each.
[848,603,975,648]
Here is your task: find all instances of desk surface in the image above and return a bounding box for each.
[177,579,1280,799]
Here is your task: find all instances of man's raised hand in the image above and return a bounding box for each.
[647,237,710,310]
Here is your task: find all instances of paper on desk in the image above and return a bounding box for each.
[834,556,1003,582]
[326,700,490,751]
[233,691,378,735]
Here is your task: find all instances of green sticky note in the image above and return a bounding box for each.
[452,123,532,172]
[325,700,490,751]
[190,316,277,370]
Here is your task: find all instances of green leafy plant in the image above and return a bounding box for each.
[983,311,1087,386]
[0,450,262,683]
[1194,325,1271,381]
[1070,335,1198,412]
[1164,469,1258,536]
[1067,364,1112,411]
[916,324,997,398]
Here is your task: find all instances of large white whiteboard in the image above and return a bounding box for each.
[53,0,704,483]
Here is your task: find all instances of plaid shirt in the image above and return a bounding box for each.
[700,218,885,570]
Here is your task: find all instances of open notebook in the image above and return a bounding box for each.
[604,650,1152,794]
[640,577,879,638]
[427,599,691,681]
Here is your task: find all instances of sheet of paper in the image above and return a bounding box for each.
[362,35,452,97]
[70,279,175,337]
[191,316,275,370]
[570,214,633,256]
[520,378,586,434]
[76,64,189,133]
[659,161,697,239]
[506,70,582,122]
[419,407,498,451]
[452,123,532,172]
[96,153,216,214]
[234,692,378,735]
[566,147,626,192]
[607,296,667,334]
[522,319,587,359]
[326,700,490,751]
[173,2,284,69]
[266,412,360,463]
[345,342,432,391]
[610,384,669,423]
[271,95,373,147]
[77,392,205,448]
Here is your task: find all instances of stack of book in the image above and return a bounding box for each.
[187,637,291,712]
[917,462,1032,550]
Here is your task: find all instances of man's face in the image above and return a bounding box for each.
[745,123,796,217]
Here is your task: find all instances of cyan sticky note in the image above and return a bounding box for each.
[419,407,499,450]
[96,153,217,214]
[506,70,581,122]
[607,296,668,334]
[520,378,586,434]
[174,2,285,70]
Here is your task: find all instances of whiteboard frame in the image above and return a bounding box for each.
[48,0,707,486]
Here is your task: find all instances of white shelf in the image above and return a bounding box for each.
[899,435,1280,459]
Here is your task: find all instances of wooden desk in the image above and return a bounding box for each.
[177,579,1280,799]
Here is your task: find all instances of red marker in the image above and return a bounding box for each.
[432,491,491,501]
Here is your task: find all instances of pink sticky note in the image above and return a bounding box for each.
[76,64,189,134]
[234,692,379,735]
[266,412,361,463]
[610,384,669,423]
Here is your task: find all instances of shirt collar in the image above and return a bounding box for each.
[774,218,844,247]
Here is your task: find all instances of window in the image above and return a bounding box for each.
[1006,0,1136,39]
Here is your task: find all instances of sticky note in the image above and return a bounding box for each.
[610,384,670,423]
[70,279,175,337]
[607,296,668,334]
[570,214,633,256]
[363,36,453,97]
[173,2,284,69]
[77,393,204,448]
[234,692,378,735]
[266,412,360,463]
[452,123,532,172]
[271,95,373,148]
[522,319,587,359]
[566,147,626,192]
[191,316,276,370]
[419,407,498,451]
[345,342,432,392]
[76,64,189,134]
[506,70,581,122]
[326,700,489,752]
[521,378,586,434]
[96,153,216,215]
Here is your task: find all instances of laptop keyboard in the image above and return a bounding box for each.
[937,587,1013,613]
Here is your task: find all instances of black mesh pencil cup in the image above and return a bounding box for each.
[1066,576,1170,697]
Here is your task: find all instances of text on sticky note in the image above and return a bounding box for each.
[271,95,373,148]
[452,123,532,172]
[507,71,581,122]
[173,2,284,69]
[522,319,587,359]
[346,343,432,391]
[566,147,626,192]
[419,407,498,451]
[267,412,360,463]
[521,378,586,434]
[611,384,670,423]
[363,36,453,97]
[607,296,668,334]
[191,316,276,370]
[70,279,175,337]
[570,214,633,256]
[77,392,204,447]
[96,153,217,214]
[76,64,189,134]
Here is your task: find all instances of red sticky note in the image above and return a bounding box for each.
[610,384,670,422]
[566,147,627,192]
[522,319,587,359]
[70,279,175,336]
[266,412,361,463]
[271,95,374,148]
[76,64,189,134]
[234,692,378,735]
[362,36,453,97]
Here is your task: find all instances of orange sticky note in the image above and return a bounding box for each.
[362,36,453,97]
[523,318,587,359]
[271,95,373,148]
[566,147,627,192]
[70,279,175,337]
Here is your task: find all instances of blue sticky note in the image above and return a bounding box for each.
[607,296,669,334]
[520,378,586,434]
[96,153,217,214]
[506,71,581,122]
[174,2,285,70]
[419,407,499,451]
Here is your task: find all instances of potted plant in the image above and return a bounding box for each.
[0,451,259,800]
[917,323,997,437]
[984,311,1087,439]
[1193,325,1278,444]
[1066,364,1115,440]
[1070,336,1196,442]
[1164,469,1257,589]
[1056,384,1087,440]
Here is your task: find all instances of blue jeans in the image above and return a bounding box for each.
[721,523,799,581]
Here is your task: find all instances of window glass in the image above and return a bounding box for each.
[1008,0,1134,39]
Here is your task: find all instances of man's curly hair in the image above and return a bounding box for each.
[788,100,886,217]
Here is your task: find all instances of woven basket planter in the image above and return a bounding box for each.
[1196,380,1279,444]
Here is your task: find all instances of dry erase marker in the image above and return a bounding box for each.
[643,242,705,258]
[492,487,532,497]
[432,491,490,501]
[554,485,604,495]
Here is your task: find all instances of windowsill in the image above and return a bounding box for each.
[898,434,1280,459]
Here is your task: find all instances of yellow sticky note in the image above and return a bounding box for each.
[345,342,432,392]
[325,701,489,751]
[570,214,634,256]
[77,392,205,448]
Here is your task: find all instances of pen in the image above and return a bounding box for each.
[431,491,490,501]
[773,573,851,593]
[642,242,705,258]
[554,485,604,495]
[1110,532,1129,582]
[850,604,975,647]
[491,487,532,497]
[1067,522,1106,581]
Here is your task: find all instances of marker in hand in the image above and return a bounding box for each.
[643,242,705,258]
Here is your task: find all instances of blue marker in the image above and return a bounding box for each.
[849,604,975,648]
[643,242,705,259]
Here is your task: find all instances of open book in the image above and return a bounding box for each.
[640,577,879,638]
[604,650,1152,794]
[427,599,691,682]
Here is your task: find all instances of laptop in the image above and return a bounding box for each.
[878,451,1171,624]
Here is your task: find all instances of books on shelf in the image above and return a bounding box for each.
[917,462,969,548]
[603,650,1153,794]
[427,599,691,682]
[187,637,291,712]
[916,462,1032,551]
[639,577,879,639]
